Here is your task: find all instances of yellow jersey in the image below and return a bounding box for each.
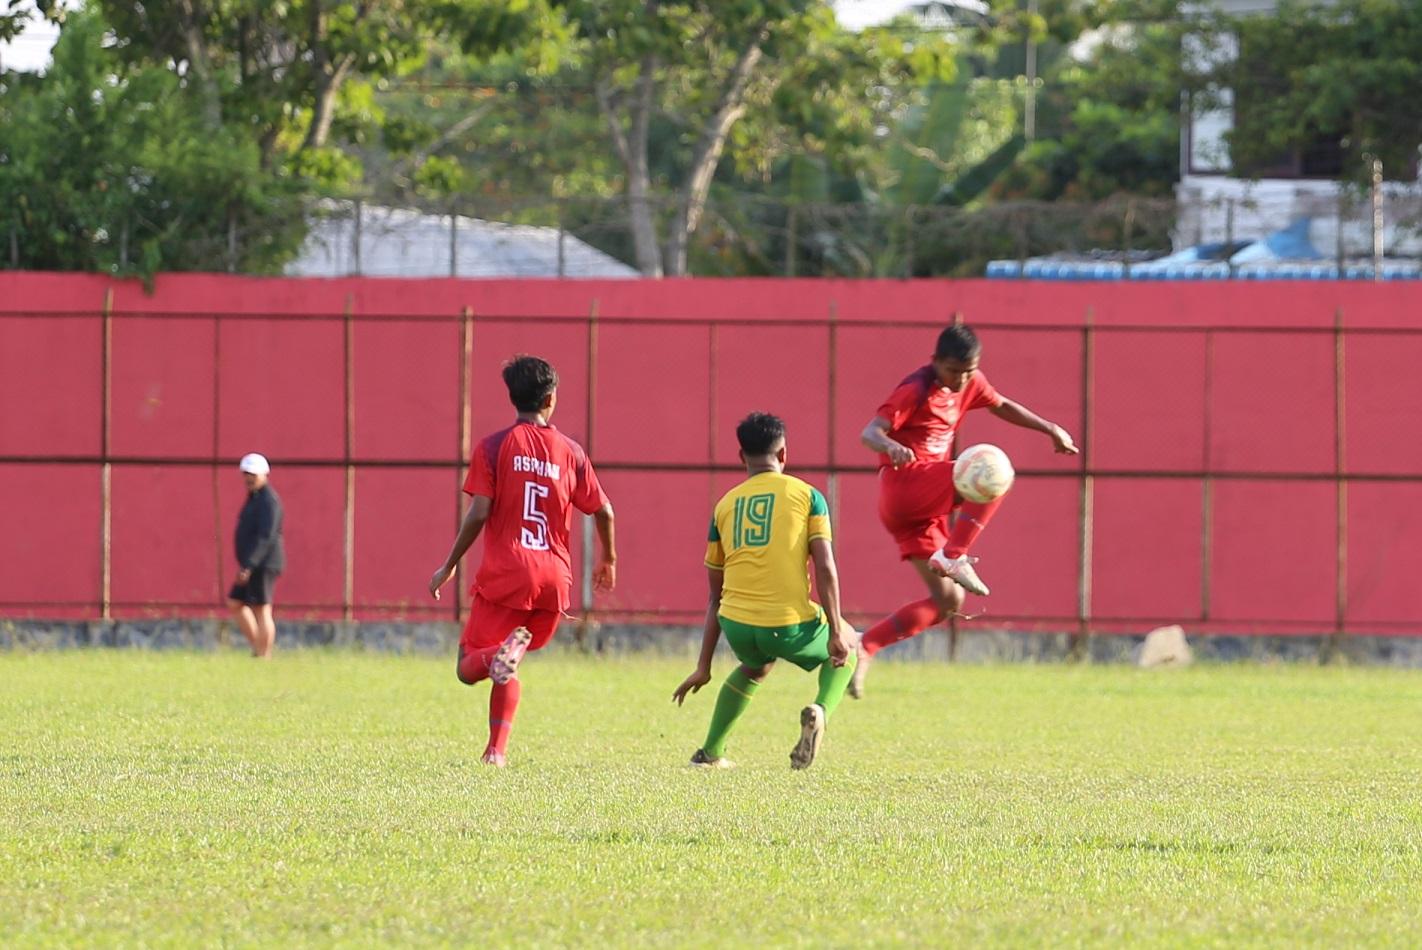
[704,471,832,627]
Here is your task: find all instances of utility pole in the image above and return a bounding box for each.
[1025,0,1038,142]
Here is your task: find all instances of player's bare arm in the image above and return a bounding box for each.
[809,538,851,667]
[861,416,915,468]
[428,495,493,599]
[673,567,724,705]
[989,398,1079,454]
[592,502,617,591]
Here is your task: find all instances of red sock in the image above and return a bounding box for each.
[943,497,1005,559]
[860,599,944,656]
[458,645,498,684]
[486,678,522,757]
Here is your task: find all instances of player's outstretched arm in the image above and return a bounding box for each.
[428,495,492,600]
[989,398,1079,455]
[860,416,915,468]
[673,568,724,705]
[592,502,617,591]
[809,538,851,667]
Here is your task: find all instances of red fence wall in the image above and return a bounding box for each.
[2,272,1420,636]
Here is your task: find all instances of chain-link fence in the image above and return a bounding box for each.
[4,188,1420,280]
[286,193,1179,280]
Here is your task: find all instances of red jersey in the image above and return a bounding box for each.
[463,421,609,611]
[875,365,1003,466]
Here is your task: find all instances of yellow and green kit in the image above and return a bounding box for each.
[705,471,836,671]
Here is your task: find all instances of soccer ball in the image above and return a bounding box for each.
[953,443,1014,503]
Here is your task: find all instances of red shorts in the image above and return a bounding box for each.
[877,462,962,560]
[459,593,563,653]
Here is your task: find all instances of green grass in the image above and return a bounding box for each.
[2,651,1421,947]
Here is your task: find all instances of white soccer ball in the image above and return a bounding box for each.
[953,443,1015,503]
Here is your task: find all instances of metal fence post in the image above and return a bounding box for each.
[456,305,474,624]
[1200,329,1215,623]
[785,204,798,277]
[1335,187,1347,276]
[578,299,600,648]
[343,294,356,625]
[1370,157,1384,281]
[1070,309,1095,661]
[1225,199,1236,279]
[352,198,363,276]
[1122,199,1135,278]
[557,199,567,278]
[226,206,237,273]
[100,288,114,622]
[211,309,226,645]
[903,206,916,279]
[1325,307,1349,661]
[449,211,458,278]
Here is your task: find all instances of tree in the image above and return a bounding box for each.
[91,0,448,176]
[555,0,953,276]
[0,8,304,273]
[1,0,562,273]
[1221,0,1422,182]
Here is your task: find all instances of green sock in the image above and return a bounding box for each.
[814,650,857,720]
[703,667,760,758]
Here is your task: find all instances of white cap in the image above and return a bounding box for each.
[238,453,270,475]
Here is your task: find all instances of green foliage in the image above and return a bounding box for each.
[1224,0,1422,181]
[989,18,1183,202]
[4,652,1422,944]
[0,9,304,274]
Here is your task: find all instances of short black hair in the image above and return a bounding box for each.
[736,412,786,456]
[503,355,558,413]
[934,324,981,362]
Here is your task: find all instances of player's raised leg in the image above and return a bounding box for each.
[851,560,963,699]
[453,597,562,767]
[928,497,1004,593]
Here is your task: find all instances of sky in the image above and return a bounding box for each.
[832,0,925,30]
[0,1,922,74]
[0,1,59,72]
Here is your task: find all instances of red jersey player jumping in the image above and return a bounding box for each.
[850,323,1077,698]
[428,355,617,766]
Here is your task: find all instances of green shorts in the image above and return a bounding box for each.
[719,609,831,673]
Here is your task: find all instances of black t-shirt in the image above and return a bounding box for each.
[235,484,285,572]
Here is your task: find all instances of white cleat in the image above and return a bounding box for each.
[489,626,534,684]
[929,551,990,596]
[789,704,826,770]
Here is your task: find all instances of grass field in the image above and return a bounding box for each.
[3,651,1421,947]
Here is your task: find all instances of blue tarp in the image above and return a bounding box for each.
[987,217,1421,281]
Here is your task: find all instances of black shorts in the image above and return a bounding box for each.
[229,568,279,606]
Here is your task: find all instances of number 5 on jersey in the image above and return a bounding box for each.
[522,482,550,551]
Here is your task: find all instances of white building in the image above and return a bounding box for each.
[1178,0,1421,255]
[287,204,638,279]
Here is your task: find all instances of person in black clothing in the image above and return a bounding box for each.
[229,453,285,658]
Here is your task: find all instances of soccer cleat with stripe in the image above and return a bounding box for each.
[689,748,736,769]
[480,750,507,768]
[789,703,826,770]
[929,550,990,596]
[488,626,534,685]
